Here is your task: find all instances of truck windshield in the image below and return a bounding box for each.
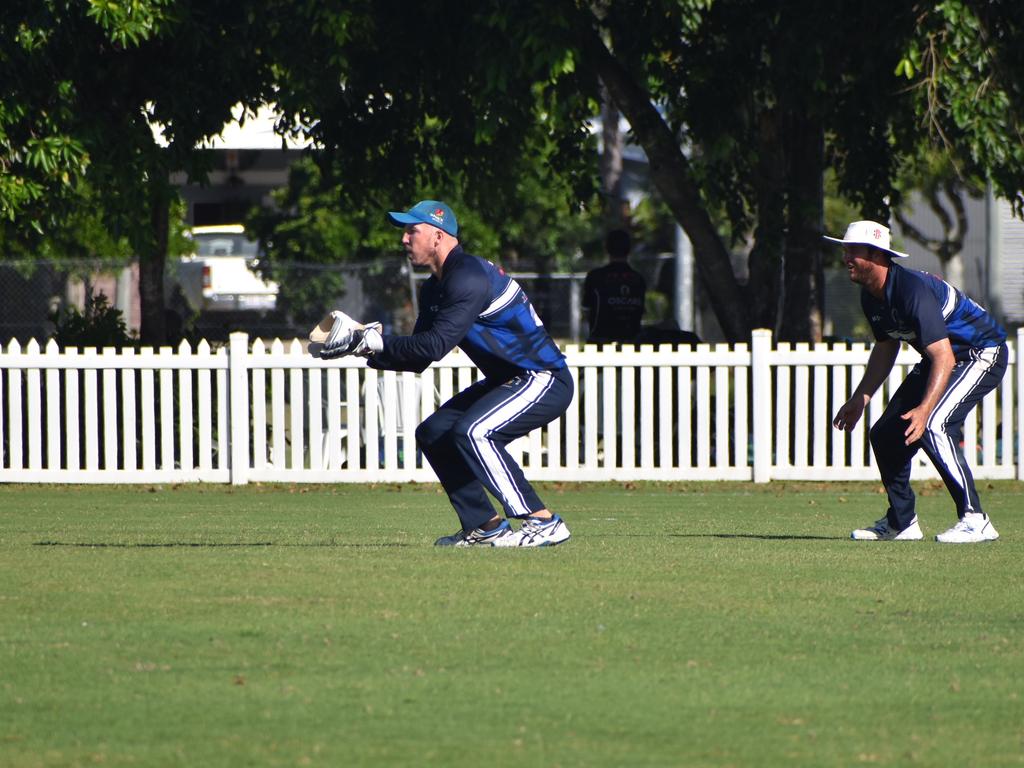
[194,234,260,257]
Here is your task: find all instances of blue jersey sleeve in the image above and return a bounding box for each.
[369,247,565,378]
[863,263,1005,359]
[369,259,490,372]
[897,278,948,349]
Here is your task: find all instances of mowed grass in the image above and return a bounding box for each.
[1,481,1022,767]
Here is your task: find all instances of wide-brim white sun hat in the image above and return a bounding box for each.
[823,220,909,259]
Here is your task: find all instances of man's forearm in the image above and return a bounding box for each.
[918,339,955,416]
[853,341,900,401]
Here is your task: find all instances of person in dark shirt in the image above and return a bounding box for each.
[322,200,573,547]
[827,220,1007,543]
[582,229,646,344]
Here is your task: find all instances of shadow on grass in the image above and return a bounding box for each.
[668,533,845,541]
[33,541,411,548]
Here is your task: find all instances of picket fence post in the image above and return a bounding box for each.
[229,332,251,485]
[751,329,773,483]
[1018,327,1024,482]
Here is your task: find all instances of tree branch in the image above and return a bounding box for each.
[572,10,750,340]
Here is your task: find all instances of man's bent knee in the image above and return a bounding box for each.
[415,414,449,448]
[869,419,893,448]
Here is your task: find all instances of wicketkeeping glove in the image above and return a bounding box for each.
[321,321,383,359]
[310,310,358,345]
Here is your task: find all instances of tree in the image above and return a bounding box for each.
[887,1,1024,290]
[250,0,609,329]
[9,0,1024,345]
[1,1,288,344]
[263,0,926,341]
[899,0,1024,214]
[267,1,600,225]
[559,0,1024,339]
[247,151,604,330]
[573,0,930,341]
[245,156,415,328]
[893,147,984,288]
[598,86,628,229]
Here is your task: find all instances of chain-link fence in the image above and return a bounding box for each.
[0,260,138,344]
[0,258,405,344]
[1,253,681,345]
[0,260,593,344]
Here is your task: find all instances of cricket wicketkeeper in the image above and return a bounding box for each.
[317,200,574,547]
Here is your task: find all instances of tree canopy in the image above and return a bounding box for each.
[5,0,1024,343]
[2,0,287,342]
[239,0,1024,340]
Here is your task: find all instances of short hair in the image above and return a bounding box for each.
[605,229,631,259]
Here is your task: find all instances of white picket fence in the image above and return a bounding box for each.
[1,329,1021,484]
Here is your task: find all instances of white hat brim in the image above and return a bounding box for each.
[822,235,909,259]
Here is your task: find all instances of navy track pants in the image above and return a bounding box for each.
[871,344,1007,529]
[415,367,574,531]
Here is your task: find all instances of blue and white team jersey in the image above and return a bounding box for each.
[370,246,566,380]
[862,262,1006,360]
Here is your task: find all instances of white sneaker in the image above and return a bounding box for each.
[935,513,999,544]
[493,514,571,547]
[851,516,923,541]
[434,520,513,547]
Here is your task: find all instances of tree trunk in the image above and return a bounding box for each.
[746,107,786,333]
[894,183,971,288]
[580,25,751,341]
[138,176,169,346]
[599,85,627,229]
[778,110,825,342]
[944,251,965,288]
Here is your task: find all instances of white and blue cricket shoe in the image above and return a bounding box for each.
[494,514,571,547]
[935,513,999,543]
[851,515,923,541]
[434,519,513,547]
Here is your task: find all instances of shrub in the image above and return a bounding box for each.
[50,293,134,348]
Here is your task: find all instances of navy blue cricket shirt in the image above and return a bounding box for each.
[861,262,1006,360]
[369,246,566,380]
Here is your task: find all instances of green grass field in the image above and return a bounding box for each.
[1,481,1022,767]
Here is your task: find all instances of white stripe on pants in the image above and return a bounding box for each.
[464,370,555,518]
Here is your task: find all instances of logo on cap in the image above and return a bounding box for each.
[873,228,882,240]
[430,208,445,225]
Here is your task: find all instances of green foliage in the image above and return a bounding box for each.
[248,141,604,325]
[271,2,602,224]
[823,170,863,267]
[903,1,1024,212]
[8,0,1024,346]
[629,193,678,256]
[643,289,671,325]
[0,0,176,231]
[896,142,983,195]
[1,482,1023,765]
[84,0,173,46]
[49,292,134,348]
[2,0,290,341]
[673,0,920,226]
[0,178,135,263]
[245,157,404,324]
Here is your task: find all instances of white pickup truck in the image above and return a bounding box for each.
[177,224,279,312]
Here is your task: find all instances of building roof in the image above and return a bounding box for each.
[151,104,313,150]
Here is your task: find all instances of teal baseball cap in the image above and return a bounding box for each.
[386,200,458,237]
